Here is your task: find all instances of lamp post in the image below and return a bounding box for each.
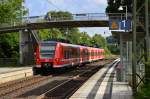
[118,5,128,82]
[118,6,128,20]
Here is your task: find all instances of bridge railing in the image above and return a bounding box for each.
[0,13,129,28]
[24,13,128,23]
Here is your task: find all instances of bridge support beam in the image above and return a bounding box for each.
[19,30,35,65]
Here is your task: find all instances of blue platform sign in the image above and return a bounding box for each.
[120,20,132,31]
[109,19,132,31]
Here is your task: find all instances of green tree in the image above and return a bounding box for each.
[39,28,64,40]
[79,32,92,46]
[0,0,26,58]
[106,0,132,13]
[106,36,119,54]
[92,34,106,48]
[0,33,19,58]
[0,0,27,24]
[46,11,73,20]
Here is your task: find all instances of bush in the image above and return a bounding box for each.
[135,84,150,99]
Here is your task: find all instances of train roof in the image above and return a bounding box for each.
[40,41,104,50]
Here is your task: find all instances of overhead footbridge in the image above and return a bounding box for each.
[0,13,126,33]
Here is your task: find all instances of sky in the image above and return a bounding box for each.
[24,0,111,37]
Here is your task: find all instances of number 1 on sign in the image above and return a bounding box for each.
[122,20,126,28]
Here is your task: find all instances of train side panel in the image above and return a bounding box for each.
[53,43,81,68]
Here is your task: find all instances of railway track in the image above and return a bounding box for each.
[0,75,52,98]
[0,59,113,98]
[38,60,118,99]
[20,60,114,99]
[38,66,102,99]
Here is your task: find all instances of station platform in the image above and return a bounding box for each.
[0,67,32,74]
[70,59,133,99]
[0,67,33,84]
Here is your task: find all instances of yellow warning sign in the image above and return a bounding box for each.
[111,22,119,29]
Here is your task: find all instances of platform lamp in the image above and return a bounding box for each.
[118,5,128,20]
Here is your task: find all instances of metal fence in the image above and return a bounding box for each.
[0,58,19,66]
[23,13,128,22]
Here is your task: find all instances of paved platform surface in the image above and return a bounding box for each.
[0,67,33,84]
[70,59,133,99]
[0,67,32,74]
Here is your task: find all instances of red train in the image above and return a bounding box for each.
[33,41,105,74]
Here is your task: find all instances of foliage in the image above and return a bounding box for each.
[46,11,73,20]
[0,33,19,58]
[92,34,106,48]
[39,28,64,40]
[135,84,150,99]
[66,29,81,44]
[106,36,119,54]
[106,0,132,13]
[0,0,25,59]
[78,32,92,46]
[0,0,27,23]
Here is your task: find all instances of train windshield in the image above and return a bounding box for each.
[40,43,56,58]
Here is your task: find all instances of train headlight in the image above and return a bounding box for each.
[36,65,41,67]
[55,58,60,62]
[37,59,40,62]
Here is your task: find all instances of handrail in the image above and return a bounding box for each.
[0,13,132,28]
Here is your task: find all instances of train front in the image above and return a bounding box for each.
[33,41,57,74]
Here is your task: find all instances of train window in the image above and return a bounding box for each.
[77,48,80,58]
[40,45,56,58]
[64,51,67,59]
[64,49,73,59]
[72,48,77,58]
[65,51,68,59]
[91,51,94,56]
[69,50,72,58]
[42,46,55,51]
[82,49,89,57]
[85,50,89,56]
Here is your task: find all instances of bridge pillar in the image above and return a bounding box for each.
[19,30,35,65]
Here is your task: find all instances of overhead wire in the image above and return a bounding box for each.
[46,0,61,11]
